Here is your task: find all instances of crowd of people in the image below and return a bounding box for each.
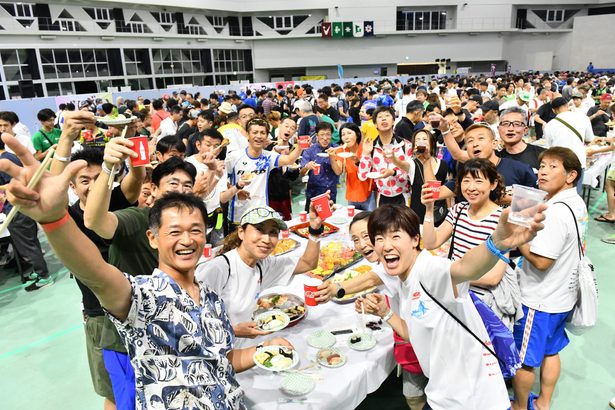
[0,69,613,410]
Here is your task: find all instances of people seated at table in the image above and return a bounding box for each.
[0,138,291,408]
[356,204,546,410]
[195,203,325,345]
[421,159,521,330]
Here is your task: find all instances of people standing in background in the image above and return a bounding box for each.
[32,108,62,161]
[300,122,342,210]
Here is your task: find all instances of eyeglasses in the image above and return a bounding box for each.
[499,121,526,128]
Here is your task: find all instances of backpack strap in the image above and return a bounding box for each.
[554,117,583,142]
[554,201,583,259]
[219,253,263,291]
[419,281,504,365]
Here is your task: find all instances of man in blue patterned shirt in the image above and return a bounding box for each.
[300,121,343,211]
[0,134,291,410]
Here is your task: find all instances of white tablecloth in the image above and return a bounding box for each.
[583,152,613,188]
[235,207,396,410]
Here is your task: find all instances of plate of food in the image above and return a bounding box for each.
[317,152,329,158]
[280,372,315,396]
[253,345,299,372]
[336,151,354,159]
[348,332,377,351]
[255,293,307,327]
[272,238,300,257]
[254,310,290,332]
[317,348,346,368]
[95,114,137,126]
[306,242,364,279]
[330,265,378,304]
[306,330,336,349]
[290,222,339,239]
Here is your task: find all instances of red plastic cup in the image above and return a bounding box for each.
[81,129,92,141]
[299,135,310,149]
[281,230,290,239]
[426,180,442,199]
[312,163,321,175]
[310,192,332,220]
[347,205,356,217]
[203,243,212,258]
[304,277,322,306]
[299,211,308,222]
[128,136,150,167]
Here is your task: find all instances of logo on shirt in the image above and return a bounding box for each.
[412,291,421,300]
[411,300,428,319]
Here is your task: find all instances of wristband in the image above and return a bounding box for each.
[41,212,70,234]
[423,216,433,223]
[441,130,450,136]
[382,309,394,322]
[53,153,70,163]
[308,225,324,236]
[308,234,321,243]
[485,235,511,264]
[234,183,243,190]
[102,162,119,175]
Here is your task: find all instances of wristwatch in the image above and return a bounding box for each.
[335,283,346,299]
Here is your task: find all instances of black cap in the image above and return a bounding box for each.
[480,100,500,112]
[551,97,568,109]
[469,95,483,103]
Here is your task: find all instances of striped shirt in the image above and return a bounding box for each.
[445,202,502,262]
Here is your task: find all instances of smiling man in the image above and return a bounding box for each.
[222,117,303,226]
[0,136,292,408]
[512,147,587,410]
[497,107,546,173]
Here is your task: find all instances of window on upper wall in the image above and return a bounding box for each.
[546,9,565,22]
[399,10,447,31]
[211,16,226,29]
[274,16,293,30]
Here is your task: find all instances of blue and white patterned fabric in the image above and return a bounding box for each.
[107,269,246,410]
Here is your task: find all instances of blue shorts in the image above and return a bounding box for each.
[513,305,572,368]
[102,349,135,410]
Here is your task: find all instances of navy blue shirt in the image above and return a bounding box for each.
[445,156,537,195]
[0,151,22,214]
[298,115,319,137]
[300,143,339,190]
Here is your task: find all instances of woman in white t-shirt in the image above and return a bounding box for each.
[195,203,325,344]
[356,204,547,410]
[421,159,520,329]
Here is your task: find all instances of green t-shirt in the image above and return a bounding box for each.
[109,207,158,277]
[31,128,62,152]
[320,115,340,144]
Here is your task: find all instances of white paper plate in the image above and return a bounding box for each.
[327,216,348,225]
[347,332,377,351]
[255,309,290,332]
[366,171,383,179]
[254,345,299,372]
[280,373,315,396]
[307,330,336,349]
[337,152,354,158]
[95,116,137,126]
[317,153,329,158]
[317,348,346,368]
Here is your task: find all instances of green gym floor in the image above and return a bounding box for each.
[1,187,614,410]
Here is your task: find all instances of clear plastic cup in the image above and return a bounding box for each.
[509,184,547,228]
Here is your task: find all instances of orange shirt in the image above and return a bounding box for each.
[151,109,169,132]
[338,144,373,202]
